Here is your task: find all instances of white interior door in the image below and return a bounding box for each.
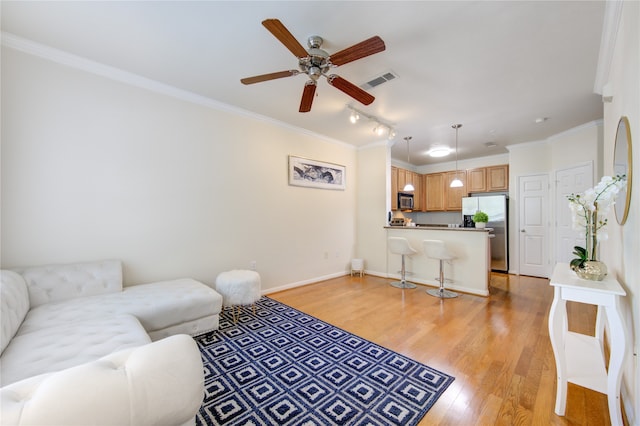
[518,174,549,278]
[555,162,593,264]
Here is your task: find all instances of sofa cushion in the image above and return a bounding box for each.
[0,270,30,355]
[1,314,150,386]
[16,278,222,338]
[16,259,123,307]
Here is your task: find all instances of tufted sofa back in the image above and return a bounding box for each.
[0,271,30,354]
[14,260,123,307]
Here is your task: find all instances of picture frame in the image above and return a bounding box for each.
[288,155,346,190]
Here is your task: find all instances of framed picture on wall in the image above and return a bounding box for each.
[288,155,346,190]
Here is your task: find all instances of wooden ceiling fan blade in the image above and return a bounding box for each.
[262,19,309,58]
[299,81,317,113]
[330,36,386,66]
[240,70,298,85]
[327,75,375,105]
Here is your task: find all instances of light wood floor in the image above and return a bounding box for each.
[269,273,614,426]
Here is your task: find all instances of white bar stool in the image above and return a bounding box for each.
[388,237,417,289]
[423,239,458,298]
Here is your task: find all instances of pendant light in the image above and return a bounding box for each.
[403,136,415,192]
[450,124,464,188]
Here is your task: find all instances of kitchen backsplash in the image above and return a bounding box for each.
[404,211,462,225]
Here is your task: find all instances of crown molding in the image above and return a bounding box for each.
[545,119,603,142]
[593,1,624,95]
[1,31,354,150]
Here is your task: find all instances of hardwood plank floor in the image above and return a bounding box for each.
[269,273,614,426]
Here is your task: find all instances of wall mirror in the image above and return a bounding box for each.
[613,116,632,225]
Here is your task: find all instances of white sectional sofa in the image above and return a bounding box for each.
[0,259,223,425]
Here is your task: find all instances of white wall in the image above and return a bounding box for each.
[549,121,603,177]
[600,1,640,422]
[355,143,389,276]
[506,121,602,276]
[1,47,357,291]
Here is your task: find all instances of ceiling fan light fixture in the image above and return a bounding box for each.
[350,111,360,124]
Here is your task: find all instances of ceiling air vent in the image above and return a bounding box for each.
[360,70,398,90]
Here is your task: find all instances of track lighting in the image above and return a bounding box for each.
[373,123,387,136]
[346,105,395,139]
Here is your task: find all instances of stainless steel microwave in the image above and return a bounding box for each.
[398,192,414,210]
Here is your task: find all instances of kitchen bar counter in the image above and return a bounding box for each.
[384,225,492,232]
[385,226,491,296]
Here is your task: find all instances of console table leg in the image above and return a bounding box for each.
[606,303,627,426]
[549,288,567,415]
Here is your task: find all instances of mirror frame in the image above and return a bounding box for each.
[613,116,632,225]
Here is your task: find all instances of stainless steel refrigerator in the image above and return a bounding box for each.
[462,194,509,272]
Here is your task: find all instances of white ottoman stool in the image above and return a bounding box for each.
[351,259,364,277]
[215,270,261,323]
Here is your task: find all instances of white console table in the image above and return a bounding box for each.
[548,263,627,426]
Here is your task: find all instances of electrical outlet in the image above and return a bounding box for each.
[250,261,257,270]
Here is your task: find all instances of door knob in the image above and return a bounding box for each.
[521,229,526,233]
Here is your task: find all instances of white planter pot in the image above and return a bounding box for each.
[475,222,486,229]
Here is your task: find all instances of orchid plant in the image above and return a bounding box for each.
[567,174,626,268]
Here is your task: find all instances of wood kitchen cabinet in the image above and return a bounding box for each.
[392,167,423,211]
[467,165,509,193]
[467,168,487,192]
[487,165,509,191]
[444,171,467,210]
[391,164,508,211]
[397,168,407,192]
[391,166,398,210]
[424,173,445,211]
[412,172,423,211]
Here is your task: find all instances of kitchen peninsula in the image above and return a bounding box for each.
[385,226,492,296]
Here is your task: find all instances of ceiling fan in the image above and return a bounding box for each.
[241,19,386,113]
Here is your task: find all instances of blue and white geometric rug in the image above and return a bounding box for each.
[195,297,454,426]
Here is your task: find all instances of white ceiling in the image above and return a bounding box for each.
[1,1,606,166]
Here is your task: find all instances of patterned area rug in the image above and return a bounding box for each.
[195,297,454,425]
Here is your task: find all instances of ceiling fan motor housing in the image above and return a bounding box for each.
[300,36,331,80]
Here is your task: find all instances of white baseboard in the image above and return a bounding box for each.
[263,271,349,295]
[262,270,490,297]
[262,269,392,295]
